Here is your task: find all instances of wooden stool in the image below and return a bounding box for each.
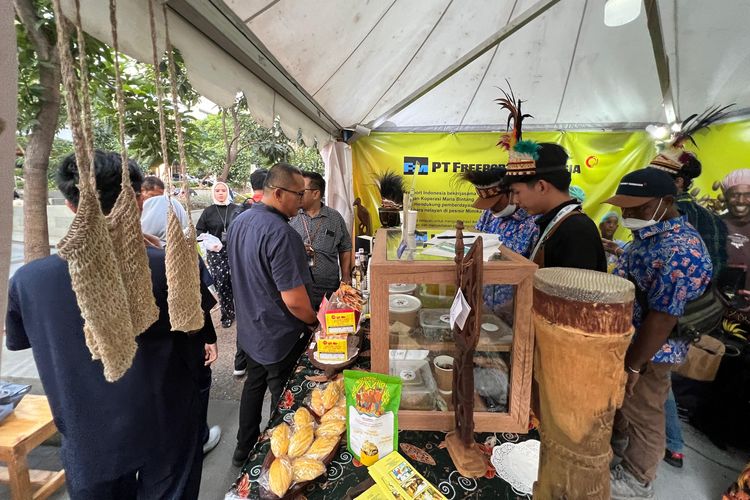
[0,395,65,499]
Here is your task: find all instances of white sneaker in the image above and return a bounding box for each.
[233,368,247,377]
[203,425,221,455]
[610,464,655,499]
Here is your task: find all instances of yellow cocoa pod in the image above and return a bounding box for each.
[288,424,314,458]
[291,457,327,482]
[315,420,347,438]
[294,407,315,428]
[310,388,325,416]
[270,423,291,458]
[322,381,342,410]
[320,406,346,423]
[305,435,340,461]
[268,457,292,498]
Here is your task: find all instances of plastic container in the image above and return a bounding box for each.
[418,309,452,342]
[389,294,422,329]
[418,284,457,309]
[389,359,437,410]
[480,314,513,342]
[388,283,418,295]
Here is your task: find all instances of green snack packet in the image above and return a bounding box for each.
[344,369,402,466]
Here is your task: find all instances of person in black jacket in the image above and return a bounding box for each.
[505,143,606,272]
[196,181,241,328]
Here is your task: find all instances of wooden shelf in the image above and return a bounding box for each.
[390,332,513,352]
[370,228,537,433]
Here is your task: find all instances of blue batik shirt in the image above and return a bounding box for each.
[476,208,539,310]
[614,216,713,364]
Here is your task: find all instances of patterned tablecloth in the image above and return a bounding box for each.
[226,327,538,499]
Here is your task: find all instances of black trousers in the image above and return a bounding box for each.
[309,283,337,312]
[236,333,309,453]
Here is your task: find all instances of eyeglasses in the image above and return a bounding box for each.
[268,185,305,199]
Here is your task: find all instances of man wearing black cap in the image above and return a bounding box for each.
[505,143,606,271]
[605,168,712,499]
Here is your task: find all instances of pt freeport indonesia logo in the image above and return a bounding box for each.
[403,156,429,175]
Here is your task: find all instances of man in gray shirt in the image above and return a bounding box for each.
[289,171,352,309]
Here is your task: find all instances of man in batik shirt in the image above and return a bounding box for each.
[605,168,712,499]
[462,167,538,312]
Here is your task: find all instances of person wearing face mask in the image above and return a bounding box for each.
[196,181,241,329]
[461,167,539,313]
[605,168,713,499]
[463,167,539,253]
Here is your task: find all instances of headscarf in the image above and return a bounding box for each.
[600,211,620,224]
[212,181,232,206]
[722,169,750,191]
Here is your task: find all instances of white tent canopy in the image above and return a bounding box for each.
[221,0,750,132]
[65,0,750,139]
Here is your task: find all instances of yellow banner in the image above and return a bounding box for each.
[352,123,750,238]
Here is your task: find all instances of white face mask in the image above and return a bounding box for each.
[491,203,516,218]
[622,199,665,230]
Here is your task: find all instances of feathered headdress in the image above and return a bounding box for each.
[458,167,508,209]
[650,104,734,175]
[495,84,540,176]
[375,171,405,208]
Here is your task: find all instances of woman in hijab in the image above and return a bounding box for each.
[196,181,240,328]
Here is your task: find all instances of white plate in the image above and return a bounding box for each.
[490,439,540,495]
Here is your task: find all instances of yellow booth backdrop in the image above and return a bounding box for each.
[351,122,750,240]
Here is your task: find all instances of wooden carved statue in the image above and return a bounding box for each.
[353,197,372,236]
[443,220,487,477]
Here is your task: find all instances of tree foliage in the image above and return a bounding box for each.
[16,1,324,189]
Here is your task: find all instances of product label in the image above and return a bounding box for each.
[348,407,394,466]
[318,338,348,361]
[325,309,356,335]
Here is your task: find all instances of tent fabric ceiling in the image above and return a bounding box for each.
[61,0,750,138]
[223,0,750,132]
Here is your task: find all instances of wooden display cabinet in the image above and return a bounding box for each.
[369,228,536,433]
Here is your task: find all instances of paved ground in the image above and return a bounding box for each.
[1,244,748,499]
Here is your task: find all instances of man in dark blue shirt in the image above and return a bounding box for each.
[227,163,318,466]
[5,151,216,499]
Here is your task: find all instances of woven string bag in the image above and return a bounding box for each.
[104,0,159,335]
[149,0,204,333]
[52,0,137,382]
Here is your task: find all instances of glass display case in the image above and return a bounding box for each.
[369,228,536,432]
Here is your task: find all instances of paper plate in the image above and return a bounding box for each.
[490,439,540,495]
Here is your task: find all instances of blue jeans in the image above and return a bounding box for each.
[665,387,684,452]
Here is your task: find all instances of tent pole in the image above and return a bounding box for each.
[366,0,561,130]
[644,0,677,124]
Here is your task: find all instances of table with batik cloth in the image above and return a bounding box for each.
[227,324,538,500]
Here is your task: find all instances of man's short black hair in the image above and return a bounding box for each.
[505,143,571,192]
[142,175,165,192]
[264,163,303,190]
[250,168,268,191]
[302,171,325,196]
[57,150,144,215]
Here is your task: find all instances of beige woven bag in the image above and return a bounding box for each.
[105,0,159,336]
[53,0,137,382]
[149,0,204,333]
